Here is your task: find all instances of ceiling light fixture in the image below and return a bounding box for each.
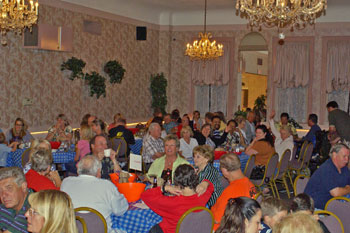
[0,0,39,45]
[236,0,327,30]
[185,0,223,60]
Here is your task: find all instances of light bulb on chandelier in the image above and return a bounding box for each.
[0,0,39,45]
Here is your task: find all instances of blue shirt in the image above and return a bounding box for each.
[0,144,11,166]
[259,222,271,233]
[304,159,350,209]
[164,122,177,134]
[303,124,321,146]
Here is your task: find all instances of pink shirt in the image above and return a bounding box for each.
[77,140,91,160]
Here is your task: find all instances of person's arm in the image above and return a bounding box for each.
[8,142,18,151]
[195,179,214,196]
[74,147,81,162]
[210,126,230,147]
[110,185,129,216]
[110,150,122,172]
[329,185,350,197]
[47,171,62,188]
[245,138,259,156]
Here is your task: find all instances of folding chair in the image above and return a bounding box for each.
[272,149,291,198]
[176,206,214,233]
[74,207,107,233]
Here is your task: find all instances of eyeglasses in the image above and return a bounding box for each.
[15,124,23,127]
[27,207,41,217]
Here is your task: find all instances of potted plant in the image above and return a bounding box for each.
[84,72,106,99]
[150,73,167,114]
[104,60,126,84]
[61,57,86,80]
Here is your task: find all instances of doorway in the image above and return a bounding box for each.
[238,32,268,120]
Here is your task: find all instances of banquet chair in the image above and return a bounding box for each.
[251,153,279,197]
[111,136,128,164]
[325,197,350,233]
[243,154,256,178]
[21,148,31,167]
[75,215,87,233]
[254,192,264,204]
[293,174,310,195]
[176,206,214,233]
[314,210,344,233]
[74,207,107,233]
[272,149,291,199]
[287,143,313,185]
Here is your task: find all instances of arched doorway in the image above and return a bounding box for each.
[237,32,268,121]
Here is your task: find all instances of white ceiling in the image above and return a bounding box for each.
[61,0,350,25]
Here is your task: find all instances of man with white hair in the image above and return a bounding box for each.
[244,111,256,143]
[60,155,128,232]
[0,167,31,233]
[305,143,350,209]
[142,122,164,171]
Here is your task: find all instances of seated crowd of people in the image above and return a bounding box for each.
[0,100,349,233]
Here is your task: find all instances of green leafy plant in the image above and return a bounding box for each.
[234,110,247,118]
[254,95,266,112]
[150,73,167,114]
[61,57,86,80]
[84,72,106,99]
[104,60,126,84]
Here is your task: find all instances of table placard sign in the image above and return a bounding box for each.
[129,153,142,171]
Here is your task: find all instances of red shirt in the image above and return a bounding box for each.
[141,180,214,233]
[25,169,58,192]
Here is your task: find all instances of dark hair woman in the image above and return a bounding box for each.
[142,164,214,233]
[6,118,34,144]
[216,197,262,233]
[245,125,275,167]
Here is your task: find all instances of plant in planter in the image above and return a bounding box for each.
[61,57,86,80]
[104,60,126,84]
[150,73,167,114]
[84,72,106,99]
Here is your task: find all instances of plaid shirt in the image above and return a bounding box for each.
[142,135,164,163]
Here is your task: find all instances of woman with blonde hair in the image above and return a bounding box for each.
[179,126,198,160]
[75,125,94,162]
[25,189,77,233]
[6,118,34,144]
[273,212,322,233]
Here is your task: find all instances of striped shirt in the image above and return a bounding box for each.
[0,190,32,233]
[198,163,224,208]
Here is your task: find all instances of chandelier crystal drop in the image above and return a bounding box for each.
[0,0,39,45]
[185,0,223,60]
[235,0,327,30]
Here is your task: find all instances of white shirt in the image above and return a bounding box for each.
[245,121,256,143]
[60,174,128,232]
[179,138,199,160]
[269,119,294,161]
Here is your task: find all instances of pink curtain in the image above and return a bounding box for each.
[326,41,350,93]
[273,42,309,88]
[191,40,230,86]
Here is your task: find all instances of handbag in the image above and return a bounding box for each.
[250,165,265,180]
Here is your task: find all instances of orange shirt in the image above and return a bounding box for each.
[251,141,275,166]
[211,177,256,231]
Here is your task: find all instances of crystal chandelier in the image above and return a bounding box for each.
[185,0,223,60]
[236,0,327,30]
[0,0,39,45]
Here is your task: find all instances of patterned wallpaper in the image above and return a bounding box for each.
[0,4,159,130]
